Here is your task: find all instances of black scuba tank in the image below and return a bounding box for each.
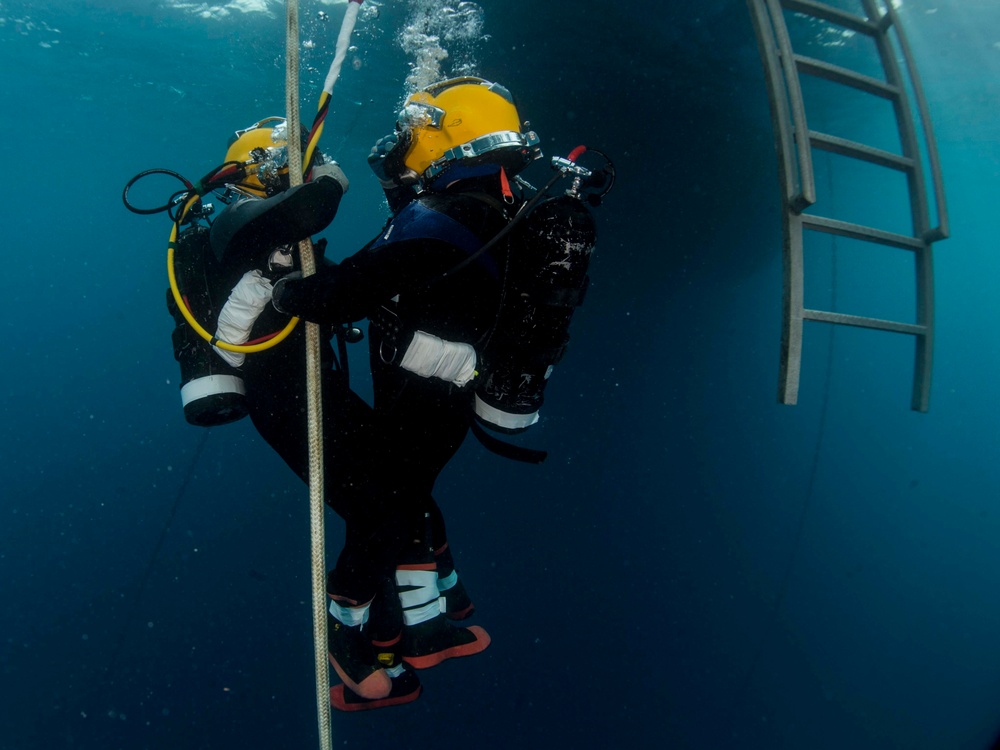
[474,193,597,432]
[166,225,249,427]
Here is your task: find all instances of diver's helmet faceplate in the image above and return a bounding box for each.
[224,117,289,197]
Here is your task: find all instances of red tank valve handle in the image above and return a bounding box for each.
[567,145,588,163]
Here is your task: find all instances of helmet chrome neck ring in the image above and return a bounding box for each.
[423,130,542,181]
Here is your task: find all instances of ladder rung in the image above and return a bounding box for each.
[782,0,879,36]
[809,131,915,172]
[802,214,926,250]
[803,309,926,336]
[794,54,900,100]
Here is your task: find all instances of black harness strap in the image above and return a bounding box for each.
[469,417,548,464]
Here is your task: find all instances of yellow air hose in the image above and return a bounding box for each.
[166,186,300,354]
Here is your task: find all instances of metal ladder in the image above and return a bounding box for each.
[747,0,949,411]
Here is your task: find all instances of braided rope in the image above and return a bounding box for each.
[284,2,331,748]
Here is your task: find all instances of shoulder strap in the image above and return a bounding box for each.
[457,190,512,216]
[369,198,501,278]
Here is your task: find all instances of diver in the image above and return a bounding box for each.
[199,117,487,711]
[267,75,608,701]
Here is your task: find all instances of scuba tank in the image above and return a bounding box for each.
[474,191,598,432]
[166,225,249,427]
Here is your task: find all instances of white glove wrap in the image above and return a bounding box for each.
[399,330,477,387]
[213,270,274,368]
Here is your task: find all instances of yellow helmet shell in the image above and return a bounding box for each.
[224,118,289,197]
[399,78,541,182]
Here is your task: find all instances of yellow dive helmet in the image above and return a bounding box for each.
[397,77,542,183]
[224,117,290,197]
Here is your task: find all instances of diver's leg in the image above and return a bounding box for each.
[329,576,422,711]
[325,582,392,700]
[392,495,489,669]
[372,364,490,667]
[429,504,475,620]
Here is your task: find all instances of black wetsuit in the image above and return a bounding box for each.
[209,176,385,581]
[214,173,516,604]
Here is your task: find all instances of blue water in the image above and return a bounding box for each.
[2,0,1000,748]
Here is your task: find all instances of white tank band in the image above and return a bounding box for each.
[474,394,540,430]
[180,374,246,407]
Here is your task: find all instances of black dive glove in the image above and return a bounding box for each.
[367,131,418,188]
[312,161,350,194]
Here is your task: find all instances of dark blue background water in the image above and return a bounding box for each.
[2,0,999,748]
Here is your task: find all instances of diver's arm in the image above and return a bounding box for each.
[210,176,346,271]
[273,236,460,324]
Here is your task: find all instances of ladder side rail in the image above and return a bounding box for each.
[748,0,809,405]
[879,0,950,242]
[862,0,937,411]
[879,2,935,411]
[748,0,802,210]
[765,0,816,210]
[912,243,934,411]
[780,214,806,405]
[860,0,932,239]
